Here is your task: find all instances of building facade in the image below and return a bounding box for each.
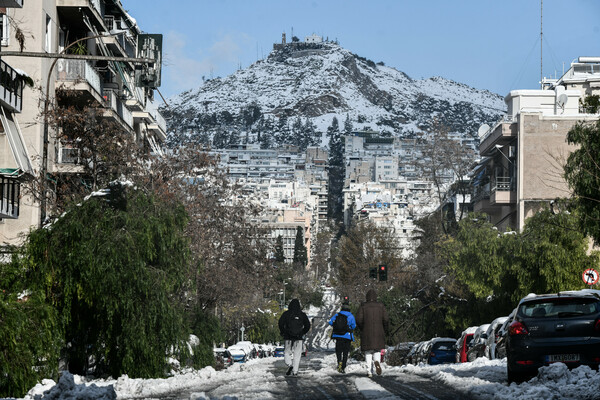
[0,0,166,244]
[473,57,600,231]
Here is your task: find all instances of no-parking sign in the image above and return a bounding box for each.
[582,268,599,285]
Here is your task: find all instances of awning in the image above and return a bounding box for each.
[0,105,33,174]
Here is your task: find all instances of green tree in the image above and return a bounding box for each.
[564,119,600,244]
[274,235,285,263]
[23,184,191,378]
[293,226,307,267]
[327,117,345,221]
[0,258,62,397]
[439,210,598,331]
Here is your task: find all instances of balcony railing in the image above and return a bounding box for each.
[0,59,24,112]
[479,115,517,144]
[56,59,102,97]
[0,175,19,219]
[492,176,515,192]
[103,89,134,129]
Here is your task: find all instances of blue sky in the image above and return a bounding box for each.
[123,0,600,100]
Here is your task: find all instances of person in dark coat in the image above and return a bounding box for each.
[328,299,356,373]
[278,298,311,376]
[356,288,389,377]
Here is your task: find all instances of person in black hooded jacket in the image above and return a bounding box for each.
[278,298,311,376]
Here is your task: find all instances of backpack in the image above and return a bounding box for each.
[287,314,304,338]
[332,313,349,335]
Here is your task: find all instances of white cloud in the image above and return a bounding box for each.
[161,31,254,97]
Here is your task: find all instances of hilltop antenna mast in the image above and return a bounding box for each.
[540,0,543,88]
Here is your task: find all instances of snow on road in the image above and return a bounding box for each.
[19,354,600,400]
[15,288,600,399]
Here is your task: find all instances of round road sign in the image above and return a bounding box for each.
[582,268,599,285]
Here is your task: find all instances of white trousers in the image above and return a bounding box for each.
[284,340,303,374]
[364,350,381,374]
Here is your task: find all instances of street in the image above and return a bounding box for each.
[158,350,473,400]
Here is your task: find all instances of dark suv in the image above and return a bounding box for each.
[506,290,600,383]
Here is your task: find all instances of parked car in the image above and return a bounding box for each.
[414,340,431,365]
[405,342,421,365]
[455,326,478,363]
[273,346,285,357]
[495,309,516,360]
[466,324,490,362]
[235,341,257,359]
[227,346,247,363]
[386,342,415,366]
[506,290,600,383]
[302,342,308,357]
[484,316,509,360]
[213,348,233,368]
[424,338,457,365]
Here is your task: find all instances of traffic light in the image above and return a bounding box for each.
[343,295,349,303]
[378,265,387,281]
[369,267,377,279]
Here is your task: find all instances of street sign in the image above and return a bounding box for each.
[582,268,599,285]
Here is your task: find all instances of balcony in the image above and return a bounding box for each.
[479,116,518,156]
[102,89,134,130]
[56,59,103,103]
[0,173,20,219]
[101,21,136,59]
[56,0,105,31]
[0,59,24,112]
[490,176,516,205]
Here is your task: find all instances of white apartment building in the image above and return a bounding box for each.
[343,179,436,258]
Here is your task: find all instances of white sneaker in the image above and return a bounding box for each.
[367,372,373,377]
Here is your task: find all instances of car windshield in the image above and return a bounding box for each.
[432,342,455,351]
[520,297,600,318]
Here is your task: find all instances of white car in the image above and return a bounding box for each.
[484,316,508,360]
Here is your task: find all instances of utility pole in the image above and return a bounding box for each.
[540,0,543,89]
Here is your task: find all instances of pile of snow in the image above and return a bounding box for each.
[390,357,600,400]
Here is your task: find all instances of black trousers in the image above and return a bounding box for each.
[335,338,351,368]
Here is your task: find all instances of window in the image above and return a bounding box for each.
[45,14,52,52]
[1,14,9,46]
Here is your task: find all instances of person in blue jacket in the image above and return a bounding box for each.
[328,298,356,373]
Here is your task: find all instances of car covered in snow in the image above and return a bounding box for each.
[506,290,600,383]
[484,316,509,360]
[495,308,516,360]
[466,324,490,362]
[423,338,457,365]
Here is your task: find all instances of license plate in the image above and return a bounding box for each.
[545,354,580,363]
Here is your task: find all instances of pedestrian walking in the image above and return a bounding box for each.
[328,298,356,373]
[278,298,311,376]
[356,289,389,377]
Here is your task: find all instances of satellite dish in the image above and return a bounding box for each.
[477,124,491,138]
[557,93,568,109]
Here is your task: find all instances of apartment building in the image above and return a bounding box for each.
[0,0,166,244]
[343,178,436,257]
[472,56,600,231]
[0,0,30,228]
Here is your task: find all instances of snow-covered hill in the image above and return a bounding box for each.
[163,40,506,147]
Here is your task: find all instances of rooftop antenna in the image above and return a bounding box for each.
[540,0,543,89]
